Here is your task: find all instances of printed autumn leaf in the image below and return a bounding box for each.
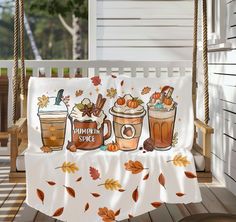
[89,167,101,180]
[132,186,139,202]
[55,162,79,173]
[141,86,151,95]
[91,76,101,86]
[143,173,150,180]
[63,185,75,198]
[111,74,117,78]
[62,95,70,107]
[115,209,120,216]
[128,214,134,219]
[36,189,44,204]
[98,207,116,222]
[76,177,82,182]
[106,87,117,98]
[124,160,148,174]
[151,202,162,208]
[75,90,83,97]
[46,181,56,186]
[158,173,166,189]
[98,179,122,191]
[167,154,191,167]
[52,207,64,217]
[120,80,124,86]
[84,203,89,212]
[91,193,101,197]
[176,192,185,197]
[118,189,125,192]
[185,171,197,179]
[37,95,49,108]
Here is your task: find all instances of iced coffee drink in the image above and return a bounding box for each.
[38,90,68,151]
[147,86,177,150]
[110,94,146,151]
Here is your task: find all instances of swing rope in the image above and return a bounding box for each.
[12,0,25,123]
[192,0,210,125]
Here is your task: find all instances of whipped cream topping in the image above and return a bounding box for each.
[70,98,106,129]
[110,94,146,118]
[148,94,176,111]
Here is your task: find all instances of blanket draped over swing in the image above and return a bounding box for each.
[25,75,201,222]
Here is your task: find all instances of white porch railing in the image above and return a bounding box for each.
[0,60,192,128]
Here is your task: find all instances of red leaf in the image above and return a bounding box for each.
[120,80,124,86]
[76,177,82,182]
[118,189,125,192]
[151,202,162,208]
[91,76,101,86]
[36,189,44,204]
[52,207,64,217]
[176,192,185,197]
[91,193,100,197]
[128,214,134,218]
[89,167,100,180]
[63,186,75,198]
[115,209,120,216]
[84,203,89,212]
[158,173,166,189]
[132,186,139,202]
[143,173,149,180]
[46,181,56,186]
[184,171,197,179]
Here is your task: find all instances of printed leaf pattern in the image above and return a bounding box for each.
[63,186,75,198]
[106,87,117,98]
[98,179,122,191]
[76,177,82,182]
[55,162,79,173]
[36,189,44,204]
[52,207,64,217]
[91,193,101,197]
[89,167,100,180]
[98,207,116,222]
[75,90,83,97]
[151,202,162,208]
[176,192,185,197]
[132,186,139,202]
[46,181,56,186]
[120,80,124,86]
[91,76,101,86]
[84,203,89,212]
[141,86,151,95]
[167,154,191,167]
[185,171,197,179]
[143,173,149,180]
[37,95,49,108]
[124,160,147,174]
[118,189,125,192]
[158,173,166,189]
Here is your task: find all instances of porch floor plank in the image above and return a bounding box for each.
[149,204,173,222]
[165,204,190,222]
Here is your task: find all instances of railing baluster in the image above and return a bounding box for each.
[168,67,173,77]
[131,67,136,77]
[58,68,64,78]
[82,67,88,77]
[44,67,51,77]
[144,67,149,78]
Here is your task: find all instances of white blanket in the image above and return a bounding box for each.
[25,75,201,222]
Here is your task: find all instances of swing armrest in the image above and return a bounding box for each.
[194,119,214,134]
[8,118,28,173]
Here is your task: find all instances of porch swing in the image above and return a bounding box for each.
[8,0,214,183]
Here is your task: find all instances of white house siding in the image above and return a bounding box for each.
[93,0,201,61]
[203,0,236,195]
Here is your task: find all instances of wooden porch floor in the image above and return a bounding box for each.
[1,157,236,222]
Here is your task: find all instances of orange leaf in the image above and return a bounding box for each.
[143,173,149,180]
[98,207,116,221]
[158,173,166,189]
[91,76,101,86]
[46,181,56,186]
[63,186,75,198]
[91,193,100,197]
[36,189,44,204]
[90,167,100,180]
[176,192,185,197]
[84,203,89,212]
[124,160,146,174]
[151,202,162,208]
[115,209,120,216]
[185,171,197,179]
[52,207,64,217]
[120,80,124,86]
[75,90,83,97]
[118,189,125,192]
[76,177,82,182]
[132,186,139,202]
[141,86,151,95]
[128,214,134,218]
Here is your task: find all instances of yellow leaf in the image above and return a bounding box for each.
[55,162,79,173]
[106,88,117,98]
[37,95,49,108]
[98,179,122,191]
[167,154,191,167]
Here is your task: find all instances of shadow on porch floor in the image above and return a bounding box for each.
[0,157,236,222]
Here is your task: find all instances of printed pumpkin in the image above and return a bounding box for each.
[152,92,161,100]
[107,142,120,152]
[116,97,126,105]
